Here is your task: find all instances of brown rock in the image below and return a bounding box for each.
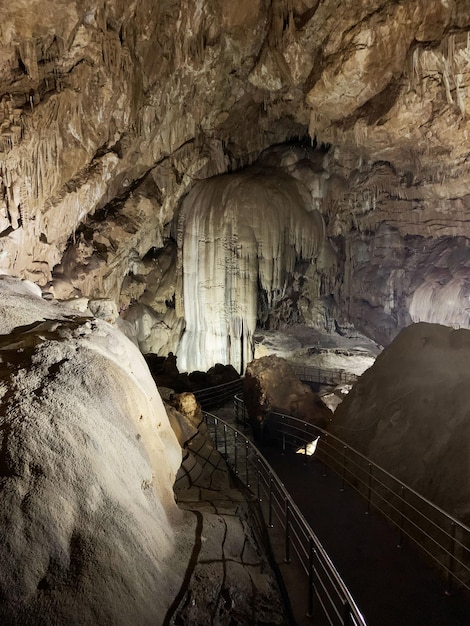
[333,323,470,524]
[244,355,332,438]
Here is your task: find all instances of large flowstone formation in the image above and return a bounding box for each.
[176,165,327,372]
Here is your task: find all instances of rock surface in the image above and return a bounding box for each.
[170,393,289,625]
[0,278,287,624]
[0,277,188,624]
[244,355,332,438]
[333,322,470,524]
[0,1,469,363]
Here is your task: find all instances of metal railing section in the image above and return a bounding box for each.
[203,412,367,626]
[290,364,358,386]
[233,394,470,595]
[193,378,244,409]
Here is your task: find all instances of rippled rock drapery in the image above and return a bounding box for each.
[175,166,327,372]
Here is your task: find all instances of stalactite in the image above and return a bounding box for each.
[176,166,325,373]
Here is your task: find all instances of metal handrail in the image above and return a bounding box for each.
[192,378,243,409]
[233,394,470,595]
[290,364,358,386]
[203,412,367,626]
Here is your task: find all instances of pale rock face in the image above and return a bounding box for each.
[333,323,470,524]
[176,166,327,373]
[0,278,189,624]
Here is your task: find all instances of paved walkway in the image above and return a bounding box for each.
[212,404,470,626]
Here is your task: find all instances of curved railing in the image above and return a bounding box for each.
[290,364,358,386]
[192,378,243,409]
[192,363,355,411]
[203,412,367,626]
[234,394,470,595]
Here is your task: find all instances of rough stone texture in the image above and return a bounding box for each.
[171,395,289,626]
[0,277,189,625]
[244,354,332,438]
[0,278,289,625]
[1,1,469,360]
[332,322,470,524]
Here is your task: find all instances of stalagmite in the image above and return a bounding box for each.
[176,166,326,373]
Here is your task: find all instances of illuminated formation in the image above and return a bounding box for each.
[176,166,327,372]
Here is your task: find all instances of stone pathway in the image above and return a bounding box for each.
[165,419,292,625]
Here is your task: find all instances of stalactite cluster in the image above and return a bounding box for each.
[176,166,326,372]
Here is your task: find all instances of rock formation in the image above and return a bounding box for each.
[0,278,287,624]
[244,355,332,438]
[176,165,327,372]
[332,322,470,524]
[1,1,470,619]
[0,277,187,624]
[0,0,468,367]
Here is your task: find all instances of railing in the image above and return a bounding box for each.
[234,394,470,595]
[203,412,367,626]
[193,363,355,412]
[290,364,358,386]
[193,378,243,409]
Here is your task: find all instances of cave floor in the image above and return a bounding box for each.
[212,404,470,626]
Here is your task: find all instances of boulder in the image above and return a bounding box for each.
[0,279,188,625]
[244,355,332,439]
[333,323,470,524]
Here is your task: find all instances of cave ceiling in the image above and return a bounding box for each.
[0,0,469,352]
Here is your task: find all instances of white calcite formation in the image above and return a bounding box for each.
[0,277,190,624]
[176,166,327,372]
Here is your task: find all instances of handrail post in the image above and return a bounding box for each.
[366,463,372,514]
[214,417,218,449]
[322,434,328,477]
[223,423,228,458]
[397,485,405,548]
[245,439,250,487]
[284,499,291,563]
[303,422,308,464]
[268,475,274,527]
[340,445,347,492]
[446,521,456,595]
[234,430,239,474]
[307,537,315,617]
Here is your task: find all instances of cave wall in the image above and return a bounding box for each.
[1,0,469,353]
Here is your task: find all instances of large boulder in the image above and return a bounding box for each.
[244,355,332,439]
[0,277,189,624]
[333,322,470,524]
